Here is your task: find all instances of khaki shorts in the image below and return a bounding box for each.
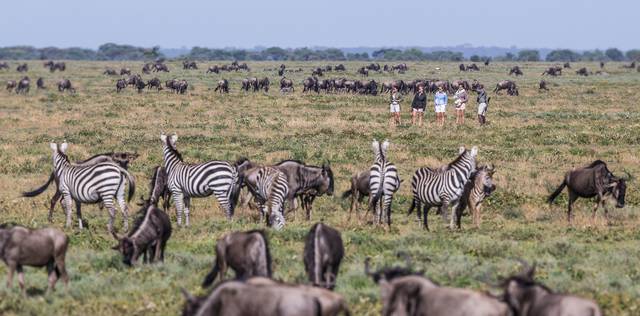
[435,104,446,113]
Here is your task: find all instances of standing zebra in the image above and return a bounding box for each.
[408,146,478,230]
[47,142,135,233]
[243,166,289,230]
[368,139,401,226]
[160,134,242,227]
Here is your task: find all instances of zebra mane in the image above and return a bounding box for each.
[77,152,114,163]
[446,149,469,170]
[164,141,183,161]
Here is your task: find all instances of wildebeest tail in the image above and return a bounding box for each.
[22,172,55,197]
[341,189,352,199]
[547,178,567,204]
[201,262,220,288]
[314,298,322,316]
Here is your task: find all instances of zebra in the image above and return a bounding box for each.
[47,142,136,233]
[368,139,401,226]
[242,166,289,230]
[408,146,478,230]
[160,134,242,227]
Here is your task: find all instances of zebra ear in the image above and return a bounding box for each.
[49,143,57,151]
[60,142,68,153]
[458,146,466,154]
[160,134,167,143]
[470,146,478,157]
[381,140,390,154]
[371,139,380,154]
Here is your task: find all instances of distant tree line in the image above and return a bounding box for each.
[0,44,638,62]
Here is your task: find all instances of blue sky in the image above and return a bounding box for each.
[2,0,637,50]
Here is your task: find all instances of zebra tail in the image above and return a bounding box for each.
[407,198,416,215]
[341,190,352,199]
[229,169,243,216]
[370,176,384,210]
[119,167,136,202]
[22,172,54,197]
[201,262,220,288]
[547,179,566,204]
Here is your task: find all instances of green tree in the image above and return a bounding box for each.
[625,49,640,61]
[546,49,580,62]
[518,49,540,61]
[605,48,625,61]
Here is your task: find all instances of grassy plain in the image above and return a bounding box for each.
[0,60,639,315]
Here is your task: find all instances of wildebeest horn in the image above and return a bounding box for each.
[516,258,536,278]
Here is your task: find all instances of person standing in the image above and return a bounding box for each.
[434,86,448,126]
[476,85,488,125]
[389,87,402,126]
[454,85,468,125]
[411,85,427,126]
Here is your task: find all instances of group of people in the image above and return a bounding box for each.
[388,85,488,127]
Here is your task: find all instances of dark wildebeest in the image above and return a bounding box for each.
[111,191,171,266]
[494,80,518,96]
[467,63,480,71]
[622,61,636,69]
[334,64,346,71]
[120,68,131,75]
[153,63,169,72]
[312,67,324,77]
[183,60,198,70]
[47,62,65,72]
[471,79,482,91]
[548,160,627,224]
[358,80,378,95]
[484,59,491,66]
[280,77,294,93]
[146,77,161,90]
[303,76,319,93]
[142,63,153,74]
[600,61,605,69]
[452,164,496,228]
[126,74,142,87]
[451,79,470,91]
[365,258,510,316]
[242,77,259,92]
[201,230,271,287]
[0,224,69,295]
[274,160,334,220]
[576,67,589,76]
[17,63,28,72]
[563,62,571,69]
[103,68,117,76]
[502,261,602,316]
[6,80,16,91]
[459,63,467,72]
[22,152,139,224]
[508,65,523,76]
[542,66,562,76]
[57,79,76,93]
[116,79,126,92]
[357,67,369,77]
[342,170,370,217]
[184,277,349,316]
[16,76,30,94]
[135,79,146,93]
[214,79,229,93]
[36,77,46,89]
[0,62,9,70]
[174,80,188,94]
[380,80,405,94]
[304,223,344,290]
[429,80,450,93]
[206,65,220,74]
[539,80,549,91]
[258,77,270,92]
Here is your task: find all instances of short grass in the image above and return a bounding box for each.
[0,60,639,315]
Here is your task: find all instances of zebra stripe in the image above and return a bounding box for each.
[161,134,240,227]
[410,146,478,230]
[368,140,401,226]
[50,142,135,233]
[245,167,289,230]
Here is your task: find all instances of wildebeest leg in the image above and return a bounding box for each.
[567,191,578,225]
[17,266,25,296]
[46,261,58,294]
[422,205,431,231]
[602,199,611,225]
[6,263,15,289]
[154,239,163,262]
[75,200,83,229]
[49,190,62,222]
[61,194,74,228]
[116,181,129,231]
[305,195,316,221]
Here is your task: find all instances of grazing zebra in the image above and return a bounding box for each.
[408,146,478,230]
[47,142,135,233]
[243,166,289,230]
[160,134,242,227]
[369,139,401,226]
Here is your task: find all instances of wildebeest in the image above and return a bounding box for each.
[0,62,9,70]
[206,65,220,74]
[242,77,259,92]
[36,77,46,89]
[600,61,605,69]
[22,152,139,225]
[17,63,28,72]
[391,63,408,72]
[166,79,188,94]
[451,79,470,91]
[467,63,480,71]
[142,63,153,74]
[542,66,562,76]
[366,258,509,316]
[539,80,549,91]
[576,67,589,76]
[563,62,571,69]
[182,60,198,70]
[548,160,627,224]
[103,68,117,76]
[0,224,69,295]
[274,160,334,220]
[380,80,406,94]
[111,197,171,266]
[342,170,370,217]
[622,61,636,69]
[44,61,65,72]
[357,67,369,77]
[429,80,450,93]
[120,68,131,75]
[508,65,523,76]
[214,79,229,93]
[258,77,270,92]
[502,261,602,316]
[494,80,518,96]
[452,164,496,228]
[357,79,378,95]
[135,79,146,93]
[126,74,142,87]
[303,76,319,93]
[116,79,126,92]
[146,77,161,90]
[312,67,324,77]
[6,80,16,91]
[201,230,271,287]
[184,277,349,316]
[280,77,294,93]
[459,63,467,71]
[334,64,346,71]
[365,63,381,72]
[16,76,30,94]
[153,63,169,72]
[484,59,491,66]
[57,79,76,93]
[304,223,344,290]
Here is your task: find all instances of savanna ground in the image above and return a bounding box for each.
[0,60,639,315]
